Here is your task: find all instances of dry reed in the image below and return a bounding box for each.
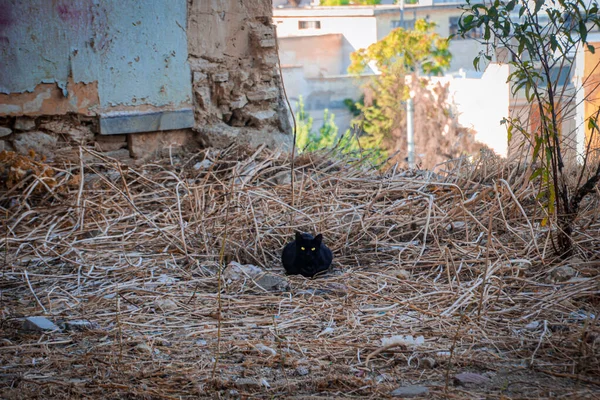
[0,145,599,399]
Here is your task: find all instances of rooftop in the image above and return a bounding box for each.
[273,1,469,17]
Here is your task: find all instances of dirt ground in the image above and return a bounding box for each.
[1,147,599,398]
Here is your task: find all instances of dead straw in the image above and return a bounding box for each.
[0,145,598,398]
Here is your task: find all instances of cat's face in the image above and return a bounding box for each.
[295,232,322,263]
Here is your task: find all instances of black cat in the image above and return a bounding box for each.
[282,232,333,278]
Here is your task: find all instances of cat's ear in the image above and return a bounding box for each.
[314,234,323,245]
[295,231,302,241]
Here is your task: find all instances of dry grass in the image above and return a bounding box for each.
[0,145,599,399]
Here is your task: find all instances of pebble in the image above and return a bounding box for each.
[390,385,429,398]
[22,316,60,332]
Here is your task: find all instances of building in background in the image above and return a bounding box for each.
[273,1,486,138]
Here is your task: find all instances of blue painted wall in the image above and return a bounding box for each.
[0,0,192,110]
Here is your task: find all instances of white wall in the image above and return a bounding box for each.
[429,63,511,156]
[274,16,378,57]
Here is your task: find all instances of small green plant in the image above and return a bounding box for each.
[294,96,385,165]
[458,0,600,257]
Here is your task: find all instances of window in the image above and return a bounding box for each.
[299,20,321,30]
[449,16,483,39]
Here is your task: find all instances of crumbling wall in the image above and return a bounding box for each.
[0,0,290,162]
[188,0,292,149]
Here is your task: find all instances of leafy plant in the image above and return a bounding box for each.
[348,19,452,163]
[294,96,385,165]
[458,0,600,257]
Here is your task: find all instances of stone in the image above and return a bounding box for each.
[255,274,289,292]
[418,357,436,369]
[260,53,279,67]
[0,126,12,138]
[235,378,261,390]
[14,117,36,131]
[551,265,577,282]
[248,109,276,127]
[94,149,131,162]
[0,140,10,152]
[68,126,94,144]
[223,261,263,281]
[193,71,208,84]
[255,343,277,356]
[390,385,429,398]
[296,366,309,376]
[22,316,60,332]
[259,38,276,48]
[246,87,279,102]
[39,120,93,144]
[95,134,127,152]
[453,372,491,386]
[230,95,248,110]
[155,298,178,311]
[64,320,99,331]
[212,71,229,83]
[13,132,58,158]
[128,130,190,160]
[195,86,213,110]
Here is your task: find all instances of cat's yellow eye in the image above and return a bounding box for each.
[311,247,316,251]
[301,247,305,250]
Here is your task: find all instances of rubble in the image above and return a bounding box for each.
[14,117,36,131]
[0,126,12,138]
[22,316,60,332]
[13,131,58,157]
[390,385,429,398]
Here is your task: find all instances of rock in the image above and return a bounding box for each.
[39,120,93,144]
[446,221,467,232]
[551,265,577,282]
[13,132,57,157]
[0,126,13,138]
[68,126,94,144]
[14,117,36,131]
[102,149,132,162]
[246,87,278,102]
[254,343,277,356]
[135,343,154,354]
[64,320,99,331]
[0,140,11,152]
[95,134,127,151]
[381,335,424,347]
[128,130,189,160]
[260,53,279,67]
[453,372,491,386]
[235,378,261,390]
[223,261,264,281]
[155,298,178,311]
[230,95,248,110]
[255,274,289,292]
[259,38,276,47]
[193,71,208,84]
[195,86,214,110]
[247,109,276,127]
[390,385,429,398]
[418,357,436,369]
[22,316,60,332]
[212,71,229,83]
[194,159,213,170]
[296,366,309,376]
